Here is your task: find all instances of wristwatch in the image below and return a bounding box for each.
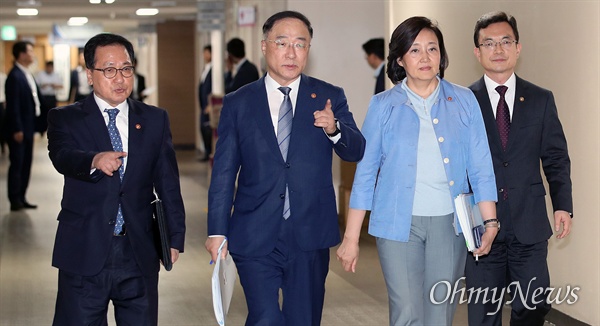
[326,119,340,137]
[483,218,501,230]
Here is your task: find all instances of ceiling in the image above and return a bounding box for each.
[0,0,200,36]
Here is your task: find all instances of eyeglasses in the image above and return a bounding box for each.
[265,39,309,51]
[93,66,135,78]
[478,39,518,51]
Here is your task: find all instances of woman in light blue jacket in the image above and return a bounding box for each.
[337,17,498,325]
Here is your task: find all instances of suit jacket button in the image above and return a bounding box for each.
[499,188,504,193]
[280,194,285,199]
[285,163,291,168]
[119,192,124,197]
[503,162,509,167]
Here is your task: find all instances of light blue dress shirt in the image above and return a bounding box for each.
[350,78,497,242]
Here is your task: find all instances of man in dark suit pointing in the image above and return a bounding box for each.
[48,33,185,325]
[206,11,365,325]
[465,11,573,326]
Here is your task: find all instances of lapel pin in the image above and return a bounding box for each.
[311,93,317,98]
[135,124,141,130]
[447,96,453,101]
[519,97,525,102]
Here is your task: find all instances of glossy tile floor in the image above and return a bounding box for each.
[0,137,522,326]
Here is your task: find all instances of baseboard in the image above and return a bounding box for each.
[546,308,590,326]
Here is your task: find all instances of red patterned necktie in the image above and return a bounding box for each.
[495,85,510,151]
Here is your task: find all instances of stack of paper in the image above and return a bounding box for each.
[454,193,484,251]
[211,238,237,326]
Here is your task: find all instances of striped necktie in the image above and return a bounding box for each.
[277,87,292,219]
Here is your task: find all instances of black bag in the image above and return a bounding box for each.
[152,191,173,271]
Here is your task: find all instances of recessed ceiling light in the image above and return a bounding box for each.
[105,0,115,4]
[68,17,88,26]
[136,8,159,16]
[17,8,38,16]
[89,0,101,3]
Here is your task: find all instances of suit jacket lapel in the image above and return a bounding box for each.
[289,75,317,159]
[124,99,146,184]
[506,76,527,152]
[251,79,283,162]
[473,78,503,152]
[82,96,114,153]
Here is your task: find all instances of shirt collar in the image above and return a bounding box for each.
[265,72,301,95]
[94,93,129,117]
[484,73,516,95]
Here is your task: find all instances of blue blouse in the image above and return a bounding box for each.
[350,78,497,242]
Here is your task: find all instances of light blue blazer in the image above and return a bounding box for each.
[350,78,497,242]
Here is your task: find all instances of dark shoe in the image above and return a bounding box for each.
[22,202,37,209]
[10,202,24,211]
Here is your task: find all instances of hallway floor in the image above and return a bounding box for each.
[0,137,521,325]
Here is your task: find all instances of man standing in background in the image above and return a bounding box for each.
[69,50,92,102]
[466,11,573,326]
[36,60,63,134]
[224,37,259,94]
[362,38,386,94]
[198,45,212,161]
[129,58,147,102]
[4,41,42,211]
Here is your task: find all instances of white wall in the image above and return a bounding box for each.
[387,2,599,324]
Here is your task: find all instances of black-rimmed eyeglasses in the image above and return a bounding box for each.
[93,66,135,78]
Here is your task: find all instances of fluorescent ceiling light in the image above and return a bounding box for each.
[89,0,101,3]
[17,8,38,16]
[136,8,159,16]
[105,0,115,4]
[68,17,89,26]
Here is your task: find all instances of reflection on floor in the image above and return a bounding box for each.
[1,137,527,325]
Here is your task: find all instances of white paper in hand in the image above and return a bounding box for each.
[211,238,237,326]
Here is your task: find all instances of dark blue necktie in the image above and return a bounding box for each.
[105,108,125,234]
[277,87,292,219]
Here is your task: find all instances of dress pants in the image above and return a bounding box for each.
[376,214,466,326]
[7,135,33,205]
[53,236,159,326]
[231,218,330,326]
[465,203,550,326]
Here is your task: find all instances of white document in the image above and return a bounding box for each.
[211,238,237,326]
[454,193,483,252]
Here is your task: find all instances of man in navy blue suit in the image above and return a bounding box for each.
[198,45,213,161]
[362,37,386,94]
[465,12,572,326]
[48,33,185,325]
[4,41,42,211]
[206,10,366,326]
[224,37,259,94]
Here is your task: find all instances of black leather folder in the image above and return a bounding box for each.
[152,191,173,271]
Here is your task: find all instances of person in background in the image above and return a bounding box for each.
[198,45,212,162]
[224,37,259,94]
[465,11,573,326]
[4,41,42,211]
[337,16,498,326]
[362,38,386,94]
[69,50,92,102]
[129,58,147,102]
[47,33,185,326]
[0,70,6,154]
[205,11,365,325]
[36,60,63,134]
